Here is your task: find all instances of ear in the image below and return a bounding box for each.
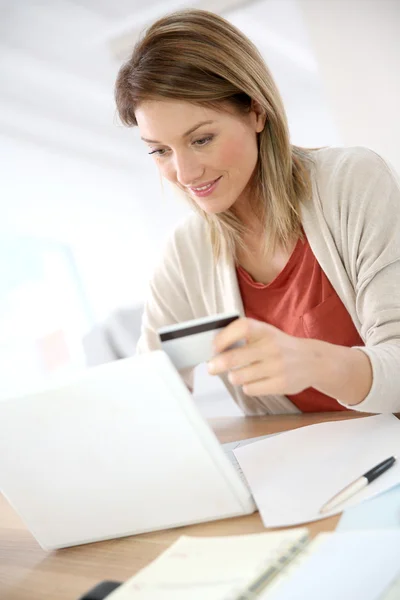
[251,99,267,133]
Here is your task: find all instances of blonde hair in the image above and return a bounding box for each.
[115,9,313,260]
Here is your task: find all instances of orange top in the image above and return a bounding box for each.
[236,235,364,412]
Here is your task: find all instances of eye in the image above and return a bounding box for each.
[147,135,214,157]
[193,135,213,146]
[148,148,168,156]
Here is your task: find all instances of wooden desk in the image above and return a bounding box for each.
[0,411,366,600]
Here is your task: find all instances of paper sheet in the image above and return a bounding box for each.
[337,483,400,531]
[234,414,400,527]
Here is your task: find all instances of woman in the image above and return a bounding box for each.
[115,9,400,415]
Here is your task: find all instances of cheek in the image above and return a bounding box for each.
[155,159,175,182]
[218,134,258,177]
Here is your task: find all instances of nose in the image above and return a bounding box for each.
[174,151,204,187]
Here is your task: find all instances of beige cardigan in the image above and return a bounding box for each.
[137,146,400,415]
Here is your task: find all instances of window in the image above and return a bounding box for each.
[0,235,93,397]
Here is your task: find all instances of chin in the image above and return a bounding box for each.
[198,206,230,216]
[196,198,235,215]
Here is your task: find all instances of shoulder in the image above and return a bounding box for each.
[153,213,212,283]
[312,145,393,183]
[309,145,399,214]
[147,214,214,318]
[162,213,211,261]
[303,147,400,282]
[169,213,210,249]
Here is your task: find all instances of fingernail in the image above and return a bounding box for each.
[208,361,216,374]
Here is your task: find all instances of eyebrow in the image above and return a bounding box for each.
[141,120,215,144]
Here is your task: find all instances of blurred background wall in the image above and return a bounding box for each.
[1,0,399,413]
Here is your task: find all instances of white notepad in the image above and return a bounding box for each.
[106,529,400,600]
[107,528,308,600]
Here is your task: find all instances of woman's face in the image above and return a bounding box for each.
[135,99,265,215]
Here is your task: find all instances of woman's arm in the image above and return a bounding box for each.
[338,151,400,412]
[303,338,372,406]
[207,317,372,404]
[209,150,400,413]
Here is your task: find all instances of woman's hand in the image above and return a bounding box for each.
[207,317,372,405]
[207,318,315,396]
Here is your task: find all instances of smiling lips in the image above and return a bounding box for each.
[189,176,221,197]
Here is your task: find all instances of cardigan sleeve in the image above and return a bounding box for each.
[336,150,400,412]
[135,230,196,391]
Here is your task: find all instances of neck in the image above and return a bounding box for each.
[232,198,262,233]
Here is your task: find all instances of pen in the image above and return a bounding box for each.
[320,456,396,514]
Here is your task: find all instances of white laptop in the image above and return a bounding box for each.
[0,351,256,550]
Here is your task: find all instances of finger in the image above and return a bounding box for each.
[227,361,270,386]
[208,340,267,375]
[242,377,285,397]
[213,318,272,353]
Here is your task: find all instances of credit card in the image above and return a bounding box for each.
[158,312,240,370]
